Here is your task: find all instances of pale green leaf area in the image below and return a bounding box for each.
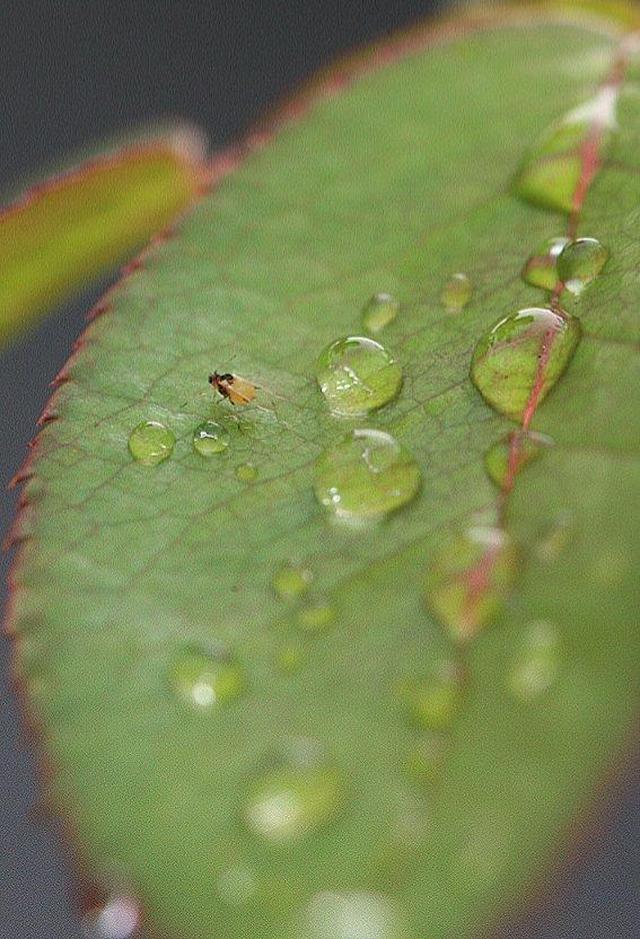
[9,9,640,939]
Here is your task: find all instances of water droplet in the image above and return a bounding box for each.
[507,621,560,702]
[470,307,581,421]
[272,563,313,601]
[297,601,336,634]
[235,462,258,482]
[361,292,400,333]
[521,236,570,290]
[192,419,230,456]
[128,421,174,466]
[315,336,402,416]
[556,237,609,295]
[404,733,447,785]
[83,895,141,939]
[244,752,343,844]
[313,429,421,522]
[513,87,617,214]
[425,526,518,641]
[303,891,407,939]
[397,663,461,731]
[441,272,473,311]
[483,430,553,488]
[168,646,245,709]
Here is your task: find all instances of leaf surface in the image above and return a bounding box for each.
[7,5,640,939]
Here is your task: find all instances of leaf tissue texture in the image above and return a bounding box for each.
[7,6,640,939]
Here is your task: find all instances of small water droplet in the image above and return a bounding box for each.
[404,733,447,785]
[168,646,245,709]
[128,421,174,466]
[244,752,343,844]
[507,621,560,702]
[83,895,141,939]
[425,526,518,641]
[361,292,400,333]
[471,307,581,421]
[441,272,473,311]
[273,563,313,601]
[303,891,407,939]
[521,236,570,290]
[297,601,336,634]
[513,87,616,213]
[313,429,421,522]
[236,462,258,482]
[192,419,230,456]
[315,336,402,416]
[483,430,553,488]
[397,663,461,731]
[556,237,609,295]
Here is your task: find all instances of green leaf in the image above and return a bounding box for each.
[0,126,206,345]
[7,4,640,939]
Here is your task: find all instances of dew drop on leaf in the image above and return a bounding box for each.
[302,891,408,939]
[361,292,400,333]
[313,428,421,522]
[168,646,245,709]
[192,419,230,456]
[272,563,313,601]
[235,462,258,482]
[483,430,553,488]
[441,272,473,311]
[521,236,570,290]
[397,663,461,731]
[315,336,402,416]
[470,306,581,421]
[556,236,609,295]
[297,601,336,635]
[425,526,518,642]
[128,421,175,466]
[507,621,560,702]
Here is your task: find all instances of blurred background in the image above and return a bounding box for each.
[0,2,638,937]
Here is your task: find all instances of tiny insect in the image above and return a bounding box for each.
[209,371,257,406]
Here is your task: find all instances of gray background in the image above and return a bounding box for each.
[0,2,637,937]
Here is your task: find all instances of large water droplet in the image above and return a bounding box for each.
[556,237,609,295]
[313,429,421,522]
[236,462,258,482]
[507,621,560,702]
[192,419,230,456]
[425,526,518,641]
[483,430,552,488]
[168,646,245,709]
[128,421,174,465]
[297,601,336,635]
[244,750,343,844]
[441,272,473,312]
[361,293,400,334]
[303,891,407,939]
[471,307,581,421]
[513,87,616,214]
[273,563,313,601]
[315,336,402,416]
[83,895,141,939]
[521,236,570,291]
[397,663,461,730]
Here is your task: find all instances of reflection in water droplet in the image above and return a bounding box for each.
[513,86,617,213]
[508,621,560,702]
[483,430,553,488]
[398,663,461,730]
[168,646,245,709]
[441,272,473,311]
[425,526,518,641]
[315,336,402,416]
[304,891,407,939]
[297,601,336,634]
[557,237,609,294]
[471,307,581,421]
[361,293,400,333]
[128,421,175,466]
[192,420,230,456]
[521,236,570,290]
[273,563,313,601]
[244,754,343,844]
[313,429,421,522]
[83,895,141,939]
[236,462,258,482]
[405,733,447,785]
